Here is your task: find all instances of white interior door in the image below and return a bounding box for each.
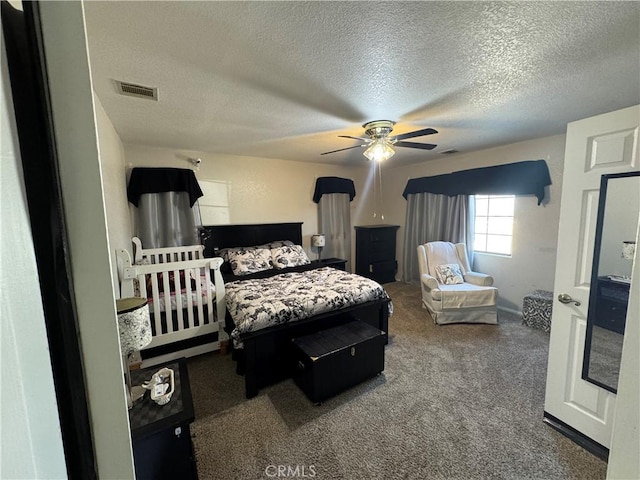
[544,105,639,448]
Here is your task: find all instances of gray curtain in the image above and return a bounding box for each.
[401,193,474,282]
[318,193,351,268]
[136,192,202,248]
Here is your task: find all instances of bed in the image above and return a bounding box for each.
[117,238,226,368]
[201,222,392,398]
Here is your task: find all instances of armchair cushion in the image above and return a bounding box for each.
[434,264,464,285]
[464,271,494,287]
[431,283,498,309]
[425,241,470,277]
[421,273,439,291]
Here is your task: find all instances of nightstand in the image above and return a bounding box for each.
[594,276,629,334]
[312,257,347,270]
[129,358,197,480]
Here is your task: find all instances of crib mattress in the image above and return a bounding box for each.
[146,273,215,313]
[147,287,216,313]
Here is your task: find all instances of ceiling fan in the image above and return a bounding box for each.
[321,120,438,162]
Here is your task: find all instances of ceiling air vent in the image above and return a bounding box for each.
[115,80,158,101]
[440,149,459,155]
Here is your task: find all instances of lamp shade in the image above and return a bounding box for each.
[116,297,152,355]
[311,234,326,247]
[622,241,636,260]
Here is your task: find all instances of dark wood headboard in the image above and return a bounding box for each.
[201,222,303,257]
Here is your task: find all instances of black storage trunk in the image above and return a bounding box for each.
[291,320,385,404]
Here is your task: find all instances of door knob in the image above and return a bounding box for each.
[558,293,581,306]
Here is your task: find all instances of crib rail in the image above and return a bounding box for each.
[117,246,226,367]
[132,236,204,264]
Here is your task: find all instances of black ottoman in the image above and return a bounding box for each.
[291,320,385,404]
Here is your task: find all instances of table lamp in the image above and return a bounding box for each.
[116,297,152,409]
[311,234,326,261]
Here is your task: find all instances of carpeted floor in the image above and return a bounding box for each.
[187,282,607,479]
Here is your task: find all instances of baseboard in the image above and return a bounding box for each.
[543,411,609,461]
[498,306,522,316]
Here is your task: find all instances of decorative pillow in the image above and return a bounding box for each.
[218,242,294,273]
[228,248,273,276]
[267,240,294,249]
[271,245,311,269]
[434,264,464,285]
[217,246,247,263]
[217,246,255,274]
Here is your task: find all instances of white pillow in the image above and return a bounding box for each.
[434,264,464,285]
[228,248,273,276]
[271,245,310,269]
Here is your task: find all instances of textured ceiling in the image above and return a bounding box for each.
[84,1,640,168]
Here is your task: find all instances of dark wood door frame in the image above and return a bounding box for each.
[1,2,97,478]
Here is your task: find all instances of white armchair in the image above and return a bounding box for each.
[417,241,498,325]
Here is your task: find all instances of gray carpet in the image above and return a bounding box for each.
[187,282,607,479]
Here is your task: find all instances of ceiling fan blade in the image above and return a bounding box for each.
[393,127,438,141]
[320,145,365,155]
[395,141,437,150]
[338,135,369,141]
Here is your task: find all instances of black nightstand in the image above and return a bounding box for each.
[594,276,629,334]
[311,257,347,270]
[129,358,197,480]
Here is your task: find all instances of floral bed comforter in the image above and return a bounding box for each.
[225,267,392,347]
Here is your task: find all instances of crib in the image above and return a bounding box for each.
[117,237,227,368]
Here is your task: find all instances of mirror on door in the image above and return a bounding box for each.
[582,171,639,393]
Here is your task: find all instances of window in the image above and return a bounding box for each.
[474,195,514,255]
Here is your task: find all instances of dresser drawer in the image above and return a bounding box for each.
[369,229,397,242]
[371,240,395,260]
[594,298,627,333]
[371,261,397,283]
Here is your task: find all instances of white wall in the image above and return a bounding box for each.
[598,176,639,278]
[379,134,566,312]
[94,94,132,298]
[123,144,368,270]
[39,2,135,478]
[1,24,67,479]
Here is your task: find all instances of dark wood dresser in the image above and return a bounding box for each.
[354,225,400,284]
[594,276,629,334]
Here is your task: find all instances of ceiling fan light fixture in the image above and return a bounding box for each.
[321,119,437,160]
[364,139,395,162]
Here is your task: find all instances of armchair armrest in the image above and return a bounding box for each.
[464,271,494,287]
[421,273,439,291]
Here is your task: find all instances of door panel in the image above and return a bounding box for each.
[576,189,600,287]
[586,128,638,171]
[544,105,639,449]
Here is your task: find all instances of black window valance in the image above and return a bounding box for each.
[127,167,203,207]
[313,176,356,203]
[402,160,552,205]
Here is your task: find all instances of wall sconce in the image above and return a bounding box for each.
[311,234,326,261]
